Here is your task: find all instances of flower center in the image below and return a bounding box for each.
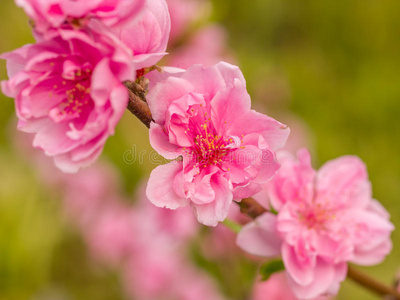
[183,107,244,169]
[55,68,92,117]
[298,202,336,230]
[60,83,90,115]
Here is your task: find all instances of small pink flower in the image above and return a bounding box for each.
[115,0,171,70]
[237,149,394,299]
[1,28,134,173]
[145,62,289,226]
[15,0,145,34]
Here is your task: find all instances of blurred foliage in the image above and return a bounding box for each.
[1,0,400,299]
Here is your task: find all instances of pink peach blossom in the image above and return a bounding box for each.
[237,149,394,299]
[15,0,145,34]
[145,62,289,226]
[115,0,171,70]
[1,28,134,173]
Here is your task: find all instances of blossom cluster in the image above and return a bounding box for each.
[2,0,170,172]
[2,0,292,228]
[1,1,397,299]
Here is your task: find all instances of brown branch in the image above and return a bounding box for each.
[237,197,267,219]
[124,81,153,128]
[347,265,400,299]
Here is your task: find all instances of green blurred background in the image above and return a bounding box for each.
[0,0,400,299]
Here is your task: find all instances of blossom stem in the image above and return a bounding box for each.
[237,198,267,219]
[222,218,242,234]
[124,81,153,128]
[347,265,400,299]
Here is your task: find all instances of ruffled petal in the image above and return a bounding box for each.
[316,155,371,209]
[236,213,282,257]
[149,122,181,159]
[146,161,189,209]
[192,175,232,226]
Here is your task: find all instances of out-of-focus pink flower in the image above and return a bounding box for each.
[1,28,134,173]
[134,193,199,243]
[167,25,235,69]
[44,161,123,230]
[86,207,136,265]
[15,0,145,34]
[166,0,210,43]
[145,62,289,226]
[252,272,331,300]
[176,272,226,300]
[122,186,223,300]
[237,149,394,299]
[115,0,171,70]
[123,247,225,300]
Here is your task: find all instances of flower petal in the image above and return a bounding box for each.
[236,213,282,257]
[146,161,189,209]
[192,175,232,226]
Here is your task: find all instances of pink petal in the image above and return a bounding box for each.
[232,182,263,201]
[119,0,170,68]
[352,239,392,266]
[252,183,271,210]
[282,243,315,286]
[214,61,246,88]
[316,156,371,208]
[268,149,316,210]
[145,66,185,90]
[181,64,226,100]
[191,172,216,205]
[147,76,194,124]
[146,161,189,209]
[53,146,103,174]
[287,260,346,299]
[149,123,181,159]
[210,80,289,151]
[236,213,282,257]
[33,122,78,155]
[191,175,232,226]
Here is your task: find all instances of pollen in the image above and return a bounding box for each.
[185,107,243,170]
[58,76,92,117]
